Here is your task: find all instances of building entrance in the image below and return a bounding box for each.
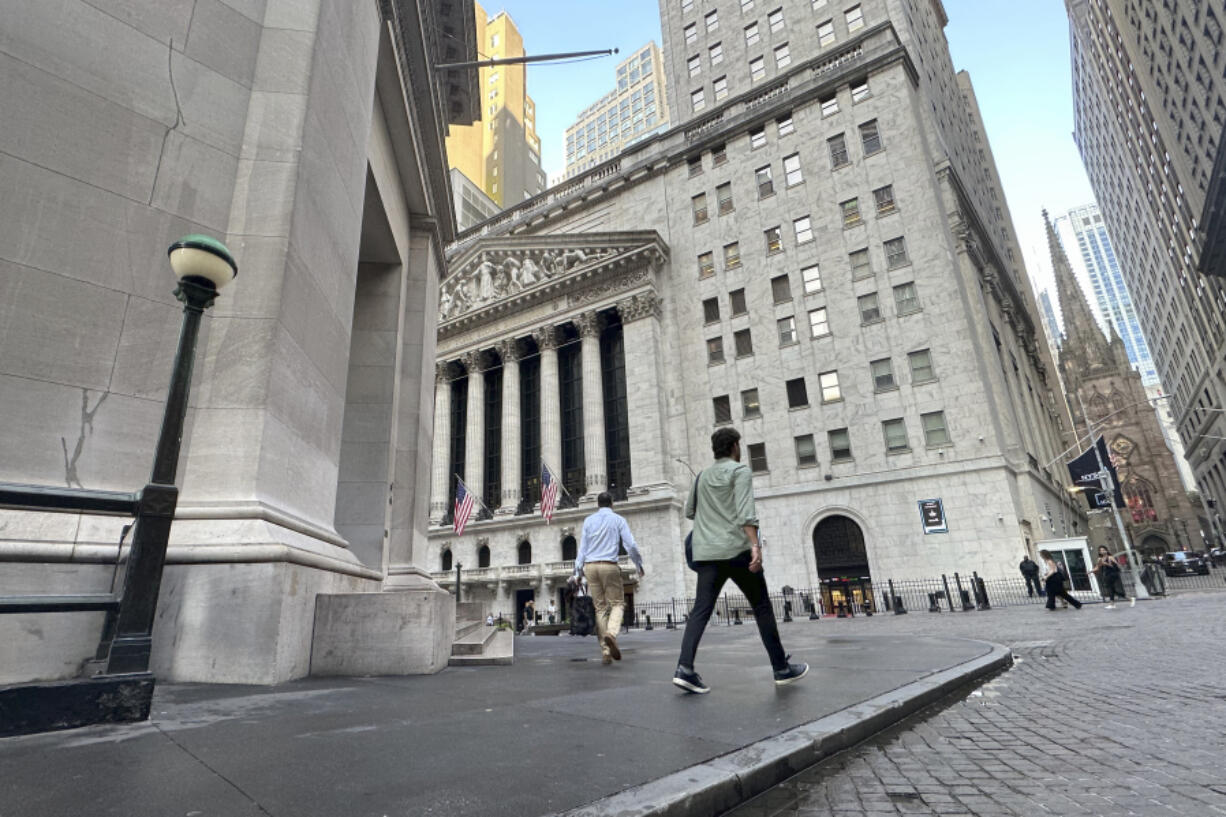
[813,515,872,614]
[515,588,535,632]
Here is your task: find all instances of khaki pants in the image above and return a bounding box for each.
[583,562,625,657]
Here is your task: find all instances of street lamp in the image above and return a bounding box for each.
[105,235,237,675]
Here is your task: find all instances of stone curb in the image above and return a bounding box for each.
[548,641,1014,817]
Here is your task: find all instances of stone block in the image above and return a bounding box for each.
[149,129,239,234]
[264,0,320,31]
[0,563,115,683]
[240,90,308,162]
[344,363,396,404]
[251,28,315,93]
[107,295,184,401]
[184,0,262,88]
[255,411,342,528]
[265,322,346,455]
[227,157,298,238]
[80,0,195,45]
[310,588,455,677]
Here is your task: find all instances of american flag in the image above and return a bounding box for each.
[540,460,559,524]
[453,477,476,536]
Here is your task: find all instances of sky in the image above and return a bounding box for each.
[488,0,1099,319]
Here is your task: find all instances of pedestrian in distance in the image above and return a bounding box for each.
[1019,554,1043,597]
[673,427,808,694]
[1090,545,1134,608]
[571,492,644,665]
[1040,549,1083,610]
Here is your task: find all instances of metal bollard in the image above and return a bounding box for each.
[974,573,991,610]
[783,600,793,622]
[927,592,941,613]
[942,574,955,612]
[733,608,743,625]
[954,573,974,611]
[863,597,873,616]
[666,612,676,630]
[645,614,654,630]
[836,601,848,618]
[889,579,907,614]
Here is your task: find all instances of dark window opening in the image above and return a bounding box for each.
[483,366,502,513]
[602,318,632,501]
[518,540,532,565]
[519,352,541,513]
[559,332,586,501]
[446,376,468,524]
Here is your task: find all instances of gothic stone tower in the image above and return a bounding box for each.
[1046,212,1200,556]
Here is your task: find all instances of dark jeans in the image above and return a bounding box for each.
[1044,575,1082,609]
[1101,571,1127,601]
[1023,574,1043,597]
[678,551,787,672]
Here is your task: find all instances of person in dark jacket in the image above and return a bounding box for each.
[1019,555,1043,597]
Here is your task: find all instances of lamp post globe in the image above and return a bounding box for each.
[168,234,237,292]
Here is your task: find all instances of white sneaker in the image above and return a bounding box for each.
[1104,604,1115,609]
[1130,598,1136,607]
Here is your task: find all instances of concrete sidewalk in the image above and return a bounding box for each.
[0,620,1009,817]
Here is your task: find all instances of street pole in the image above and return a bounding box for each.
[1077,394,1149,599]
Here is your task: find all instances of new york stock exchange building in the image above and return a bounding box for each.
[426,18,1081,624]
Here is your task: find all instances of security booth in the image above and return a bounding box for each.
[1036,536,1100,595]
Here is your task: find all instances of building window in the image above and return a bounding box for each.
[922,411,950,446]
[688,155,703,177]
[884,237,909,269]
[483,366,503,509]
[882,418,909,452]
[442,548,452,571]
[600,320,631,500]
[713,394,732,424]
[734,328,754,357]
[714,75,729,100]
[705,9,719,32]
[729,288,748,315]
[793,215,814,244]
[517,540,532,565]
[692,192,709,224]
[771,274,792,303]
[712,143,728,165]
[860,119,882,153]
[741,388,761,418]
[893,281,920,314]
[819,370,841,402]
[745,21,760,46]
[829,428,852,461]
[750,126,766,149]
[908,348,935,382]
[841,197,861,227]
[707,336,725,364]
[698,251,715,278]
[809,308,830,338]
[851,79,871,102]
[750,56,766,82]
[479,544,491,567]
[795,434,818,466]
[747,442,769,472]
[765,225,783,254]
[519,355,541,508]
[741,0,754,12]
[821,95,839,117]
[703,297,720,324]
[756,165,775,197]
[858,292,881,323]
[774,42,791,68]
[783,153,803,186]
[768,7,784,31]
[710,41,724,66]
[688,55,702,77]
[691,87,706,112]
[724,242,741,269]
[871,357,896,391]
[845,4,864,31]
[778,315,797,345]
[849,248,871,279]
[828,133,850,168]
[817,19,835,46]
[873,184,896,215]
[717,182,734,214]
[802,263,822,293]
[682,0,694,12]
[559,339,586,498]
[786,377,809,407]
[685,23,697,44]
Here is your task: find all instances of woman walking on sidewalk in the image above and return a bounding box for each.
[1091,545,1134,609]
[1040,549,1083,610]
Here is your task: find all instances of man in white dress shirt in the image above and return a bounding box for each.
[572,492,645,664]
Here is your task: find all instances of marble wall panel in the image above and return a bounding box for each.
[184,0,262,88]
[150,130,241,234]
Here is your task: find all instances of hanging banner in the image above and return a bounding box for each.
[918,498,948,534]
[1066,436,1125,509]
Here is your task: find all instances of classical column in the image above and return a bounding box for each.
[576,311,607,499]
[430,361,451,523]
[618,292,669,492]
[498,338,522,514]
[463,350,485,506]
[536,326,562,487]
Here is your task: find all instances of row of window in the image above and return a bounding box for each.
[696,232,910,282]
[731,409,951,474]
[681,2,864,45]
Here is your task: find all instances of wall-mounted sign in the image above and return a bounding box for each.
[919,498,948,534]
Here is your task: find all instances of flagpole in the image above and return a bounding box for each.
[1078,394,1149,599]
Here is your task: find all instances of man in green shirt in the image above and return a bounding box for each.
[673,427,808,694]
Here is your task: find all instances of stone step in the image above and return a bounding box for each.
[451,623,499,655]
[448,629,514,667]
[455,619,485,640]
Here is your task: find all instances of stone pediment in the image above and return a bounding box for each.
[439,231,668,334]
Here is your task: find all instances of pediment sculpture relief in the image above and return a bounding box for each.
[440,246,620,321]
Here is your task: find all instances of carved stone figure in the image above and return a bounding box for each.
[519,256,540,287]
[477,260,496,301]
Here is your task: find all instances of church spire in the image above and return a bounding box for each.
[1045,209,1106,352]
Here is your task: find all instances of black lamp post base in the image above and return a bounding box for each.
[0,673,154,738]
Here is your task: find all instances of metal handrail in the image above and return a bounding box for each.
[0,594,119,614]
[0,483,138,516]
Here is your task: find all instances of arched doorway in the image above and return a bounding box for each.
[1140,534,1168,558]
[812,515,872,614]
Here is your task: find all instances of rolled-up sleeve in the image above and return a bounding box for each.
[732,465,758,529]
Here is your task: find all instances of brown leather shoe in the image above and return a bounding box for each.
[604,634,621,661]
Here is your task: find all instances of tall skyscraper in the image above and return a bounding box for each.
[445,2,547,208]
[564,43,671,179]
[429,0,1077,612]
[1038,289,1063,353]
[1067,0,1226,507]
[1054,204,1158,386]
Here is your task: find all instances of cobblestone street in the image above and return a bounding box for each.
[726,593,1226,817]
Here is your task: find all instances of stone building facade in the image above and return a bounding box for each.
[427,0,1078,621]
[1046,214,1202,555]
[0,0,477,684]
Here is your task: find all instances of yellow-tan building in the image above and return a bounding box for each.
[445,2,547,208]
